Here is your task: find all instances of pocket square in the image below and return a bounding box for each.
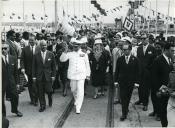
[48,58,51,61]
[148,51,152,54]
[11,64,14,65]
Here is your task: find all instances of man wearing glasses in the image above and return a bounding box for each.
[2,43,23,117]
[115,44,140,121]
[136,34,156,111]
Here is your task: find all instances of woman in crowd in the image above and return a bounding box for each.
[89,39,110,99]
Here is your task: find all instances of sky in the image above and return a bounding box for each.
[1,0,175,23]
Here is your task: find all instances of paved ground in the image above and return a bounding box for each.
[5,85,175,127]
[63,85,108,127]
[5,88,72,128]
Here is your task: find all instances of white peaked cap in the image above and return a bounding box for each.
[95,33,102,39]
[94,39,102,45]
[59,17,75,36]
[70,37,83,44]
[116,32,122,38]
[80,37,88,43]
[121,36,131,43]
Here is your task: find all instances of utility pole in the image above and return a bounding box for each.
[55,0,58,32]
[165,0,171,40]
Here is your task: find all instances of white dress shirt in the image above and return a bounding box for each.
[163,53,171,64]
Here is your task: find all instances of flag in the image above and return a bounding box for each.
[83,15,86,18]
[116,7,120,11]
[63,9,65,16]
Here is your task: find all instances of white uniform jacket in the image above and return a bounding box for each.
[60,49,91,80]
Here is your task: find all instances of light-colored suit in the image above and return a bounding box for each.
[60,49,91,113]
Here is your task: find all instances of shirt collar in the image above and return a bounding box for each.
[163,53,170,64]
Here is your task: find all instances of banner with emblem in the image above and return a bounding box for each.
[123,17,133,31]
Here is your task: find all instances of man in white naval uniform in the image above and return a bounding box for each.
[60,38,91,114]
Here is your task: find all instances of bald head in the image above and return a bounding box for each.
[40,40,47,52]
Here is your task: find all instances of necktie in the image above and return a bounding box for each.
[143,46,146,55]
[42,52,45,64]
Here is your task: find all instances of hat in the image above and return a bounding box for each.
[80,37,88,43]
[121,36,131,43]
[94,39,102,45]
[95,33,102,39]
[115,33,122,39]
[140,34,147,39]
[70,37,83,46]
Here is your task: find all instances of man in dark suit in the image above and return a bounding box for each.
[21,33,40,106]
[32,40,56,112]
[115,44,140,121]
[2,43,23,117]
[151,43,174,127]
[136,34,156,111]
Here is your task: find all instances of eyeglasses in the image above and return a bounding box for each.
[2,47,8,50]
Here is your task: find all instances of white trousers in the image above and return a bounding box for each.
[70,79,85,111]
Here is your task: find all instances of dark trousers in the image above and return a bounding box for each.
[120,83,134,116]
[58,69,68,93]
[157,96,169,127]
[138,70,151,106]
[38,75,52,107]
[151,89,159,115]
[27,75,38,103]
[3,90,19,116]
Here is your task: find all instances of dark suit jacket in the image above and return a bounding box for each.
[137,44,156,72]
[2,55,19,98]
[151,55,173,91]
[115,55,140,85]
[6,39,18,59]
[32,50,56,82]
[21,45,40,76]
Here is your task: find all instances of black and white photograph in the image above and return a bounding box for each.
[1,0,175,127]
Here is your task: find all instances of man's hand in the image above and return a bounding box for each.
[32,78,36,83]
[159,85,168,90]
[86,76,90,80]
[51,77,55,82]
[21,69,25,74]
[134,83,139,88]
[106,67,109,73]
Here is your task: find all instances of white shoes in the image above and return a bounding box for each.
[76,109,80,114]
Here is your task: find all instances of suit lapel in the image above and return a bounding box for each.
[38,52,44,64]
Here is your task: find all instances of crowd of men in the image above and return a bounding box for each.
[1,27,175,127]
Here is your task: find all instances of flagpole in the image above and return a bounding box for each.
[155,0,157,36]
[55,0,58,32]
[148,0,151,34]
[165,0,171,41]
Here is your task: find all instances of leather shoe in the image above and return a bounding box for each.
[143,106,148,111]
[120,115,126,121]
[76,110,80,114]
[39,106,45,112]
[149,112,155,117]
[12,111,23,117]
[134,100,142,105]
